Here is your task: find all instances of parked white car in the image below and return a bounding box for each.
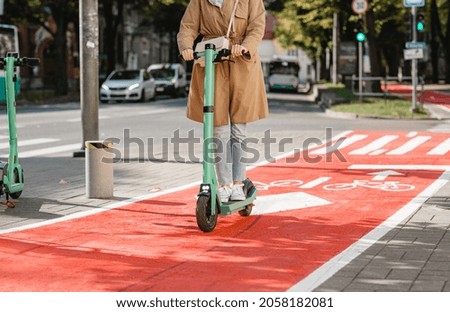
[100,69,156,103]
[147,63,187,98]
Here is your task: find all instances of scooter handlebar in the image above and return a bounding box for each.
[183,48,247,62]
[16,57,40,67]
[0,57,40,68]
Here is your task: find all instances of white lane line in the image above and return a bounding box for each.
[0,143,81,158]
[349,164,450,171]
[288,170,450,292]
[0,124,24,130]
[66,116,111,122]
[0,138,59,149]
[66,108,172,122]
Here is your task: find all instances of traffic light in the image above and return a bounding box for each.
[416,13,425,32]
[355,18,366,42]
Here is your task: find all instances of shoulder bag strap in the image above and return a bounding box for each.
[226,0,240,38]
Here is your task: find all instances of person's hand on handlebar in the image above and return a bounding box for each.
[181,48,194,61]
[231,45,248,58]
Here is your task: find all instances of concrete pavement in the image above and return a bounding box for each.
[0,91,449,292]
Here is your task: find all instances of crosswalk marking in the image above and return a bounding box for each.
[386,136,431,155]
[0,143,81,158]
[0,138,59,149]
[427,137,450,155]
[349,135,398,155]
[0,131,447,159]
[309,132,447,157]
[0,136,80,158]
[311,134,367,155]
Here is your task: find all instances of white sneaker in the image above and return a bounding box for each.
[218,186,232,203]
[230,184,246,201]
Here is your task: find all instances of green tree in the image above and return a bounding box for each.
[143,0,189,63]
[431,0,450,82]
[100,0,124,74]
[4,0,77,96]
[270,0,449,83]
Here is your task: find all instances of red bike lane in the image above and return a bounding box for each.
[0,130,448,291]
[383,84,450,109]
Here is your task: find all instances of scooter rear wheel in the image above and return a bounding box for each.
[238,180,256,217]
[196,195,218,232]
[9,168,23,199]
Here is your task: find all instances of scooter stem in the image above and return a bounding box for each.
[5,55,19,178]
[203,44,218,214]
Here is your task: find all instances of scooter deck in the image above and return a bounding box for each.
[219,186,257,215]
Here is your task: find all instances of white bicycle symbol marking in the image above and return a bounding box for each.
[253,180,304,191]
[323,180,415,192]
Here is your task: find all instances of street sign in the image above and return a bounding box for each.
[405,41,427,49]
[352,0,368,15]
[403,0,425,7]
[404,48,424,60]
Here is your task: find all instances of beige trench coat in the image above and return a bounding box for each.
[177,0,269,126]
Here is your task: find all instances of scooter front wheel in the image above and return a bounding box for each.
[196,195,218,232]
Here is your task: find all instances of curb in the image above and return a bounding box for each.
[322,106,441,121]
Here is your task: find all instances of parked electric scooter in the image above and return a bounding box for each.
[0,52,39,208]
[194,44,257,232]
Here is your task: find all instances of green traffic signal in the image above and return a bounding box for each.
[416,13,425,32]
[355,17,365,42]
[416,21,424,32]
[356,31,366,42]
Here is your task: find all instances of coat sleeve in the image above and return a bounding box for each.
[241,0,266,56]
[177,0,202,53]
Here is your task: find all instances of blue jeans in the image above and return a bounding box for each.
[213,123,247,186]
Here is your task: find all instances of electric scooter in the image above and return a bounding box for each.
[0,52,39,208]
[194,44,257,232]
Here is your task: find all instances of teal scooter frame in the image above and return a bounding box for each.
[0,52,39,208]
[194,44,257,232]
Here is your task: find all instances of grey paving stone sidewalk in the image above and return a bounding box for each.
[315,179,450,292]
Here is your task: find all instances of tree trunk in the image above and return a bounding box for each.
[366,9,382,91]
[446,0,450,82]
[54,2,68,96]
[103,0,115,73]
[430,0,441,83]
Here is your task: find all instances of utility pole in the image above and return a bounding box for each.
[411,6,418,112]
[352,0,368,103]
[403,0,426,112]
[74,0,99,157]
[358,16,363,103]
[332,13,338,84]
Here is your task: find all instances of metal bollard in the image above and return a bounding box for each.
[85,140,114,198]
